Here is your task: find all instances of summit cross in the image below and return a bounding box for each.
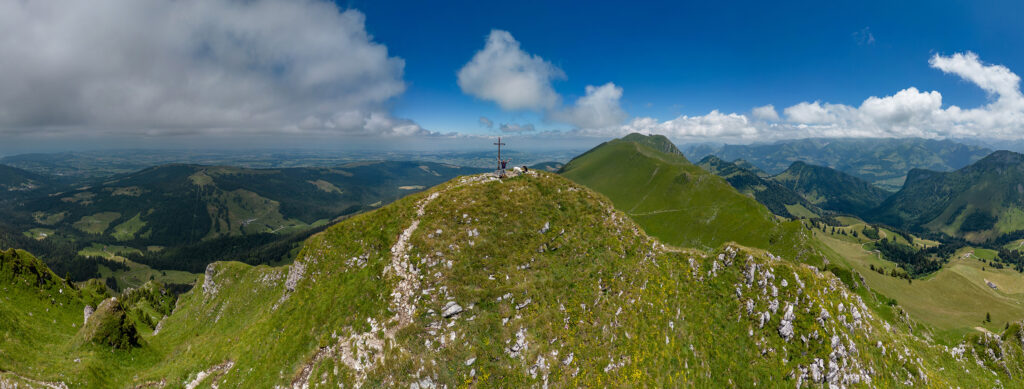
[494,137,506,172]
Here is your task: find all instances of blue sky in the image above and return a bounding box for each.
[351,0,1024,136]
[2,0,1024,153]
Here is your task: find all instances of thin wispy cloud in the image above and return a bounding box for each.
[853,27,876,46]
[499,123,536,133]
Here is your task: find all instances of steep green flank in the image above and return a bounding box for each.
[698,156,821,218]
[561,135,815,260]
[772,161,891,217]
[871,150,1024,242]
[4,173,1024,387]
[0,249,125,379]
[0,247,179,387]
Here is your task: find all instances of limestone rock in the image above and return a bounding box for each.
[83,305,94,325]
[442,301,463,318]
[778,304,795,341]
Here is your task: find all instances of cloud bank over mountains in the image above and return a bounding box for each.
[460,30,1024,142]
[0,0,425,137]
[2,1,1022,143]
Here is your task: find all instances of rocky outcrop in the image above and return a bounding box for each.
[184,360,234,389]
[441,301,463,318]
[83,305,94,325]
[75,297,140,349]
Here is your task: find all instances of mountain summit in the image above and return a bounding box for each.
[3,172,1023,387]
[619,133,684,156]
[560,133,809,256]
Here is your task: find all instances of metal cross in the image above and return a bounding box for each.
[494,137,506,172]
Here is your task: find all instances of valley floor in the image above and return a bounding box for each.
[816,230,1024,342]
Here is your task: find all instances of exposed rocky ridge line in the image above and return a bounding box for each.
[290,178,461,389]
[184,361,234,389]
[0,371,69,389]
[386,191,440,338]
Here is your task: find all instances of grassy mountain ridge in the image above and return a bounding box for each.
[870,150,1024,242]
[560,134,819,262]
[772,161,891,217]
[697,155,821,219]
[3,172,1024,387]
[684,138,992,191]
[620,133,683,155]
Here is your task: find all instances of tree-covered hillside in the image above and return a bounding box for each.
[772,161,891,218]
[0,164,58,200]
[697,155,822,219]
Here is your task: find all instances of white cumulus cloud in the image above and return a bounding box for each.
[751,105,780,121]
[0,0,423,136]
[457,30,629,132]
[457,30,565,111]
[929,52,1023,108]
[579,110,756,140]
[551,83,628,130]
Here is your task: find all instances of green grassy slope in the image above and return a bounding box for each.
[4,172,1024,387]
[772,161,891,217]
[870,150,1024,242]
[0,247,181,388]
[560,135,818,262]
[697,155,821,218]
[816,231,1024,338]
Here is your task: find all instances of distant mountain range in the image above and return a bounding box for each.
[692,142,1024,243]
[870,150,1024,242]
[683,138,992,191]
[0,149,581,178]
